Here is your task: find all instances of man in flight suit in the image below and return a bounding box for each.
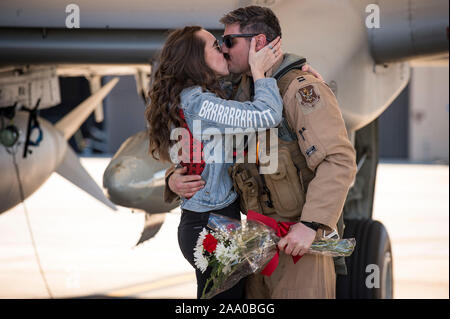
[164,6,357,299]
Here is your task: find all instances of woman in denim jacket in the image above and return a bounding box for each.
[145,26,283,298]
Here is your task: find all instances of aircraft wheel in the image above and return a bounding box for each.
[336,219,393,299]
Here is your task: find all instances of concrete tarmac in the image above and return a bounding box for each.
[0,158,448,299]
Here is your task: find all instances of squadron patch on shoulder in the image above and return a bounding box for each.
[295,84,323,115]
[298,85,320,107]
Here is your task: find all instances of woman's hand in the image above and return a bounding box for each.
[249,36,282,81]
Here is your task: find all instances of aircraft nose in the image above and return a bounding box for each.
[103,156,163,207]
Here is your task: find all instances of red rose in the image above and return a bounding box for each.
[203,234,218,253]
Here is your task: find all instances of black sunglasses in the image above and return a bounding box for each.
[221,33,259,48]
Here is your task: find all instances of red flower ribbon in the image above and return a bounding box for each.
[247,210,302,277]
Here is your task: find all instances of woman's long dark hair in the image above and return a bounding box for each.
[145,26,226,162]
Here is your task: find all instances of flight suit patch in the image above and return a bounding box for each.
[306,145,317,157]
[298,85,320,107]
[295,84,323,115]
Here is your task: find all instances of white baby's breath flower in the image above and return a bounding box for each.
[215,242,228,263]
[227,242,239,259]
[216,240,240,267]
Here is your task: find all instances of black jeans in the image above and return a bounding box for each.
[177,198,245,299]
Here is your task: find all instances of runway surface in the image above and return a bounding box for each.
[0,158,448,299]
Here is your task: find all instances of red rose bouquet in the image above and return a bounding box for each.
[194,212,356,299]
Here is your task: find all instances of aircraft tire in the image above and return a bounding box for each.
[336,219,393,299]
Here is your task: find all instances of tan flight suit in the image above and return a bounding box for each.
[163,57,357,299]
[232,61,356,298]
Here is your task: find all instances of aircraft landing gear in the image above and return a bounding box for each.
[336,219,393,299]
[337,119,393,299]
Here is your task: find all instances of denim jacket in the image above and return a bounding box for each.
[178,78,283,212]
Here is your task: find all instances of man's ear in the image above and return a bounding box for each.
[255,34,267,51]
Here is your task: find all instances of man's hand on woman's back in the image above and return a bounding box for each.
[168,166,205,198]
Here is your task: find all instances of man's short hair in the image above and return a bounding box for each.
[220,5,282,42]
